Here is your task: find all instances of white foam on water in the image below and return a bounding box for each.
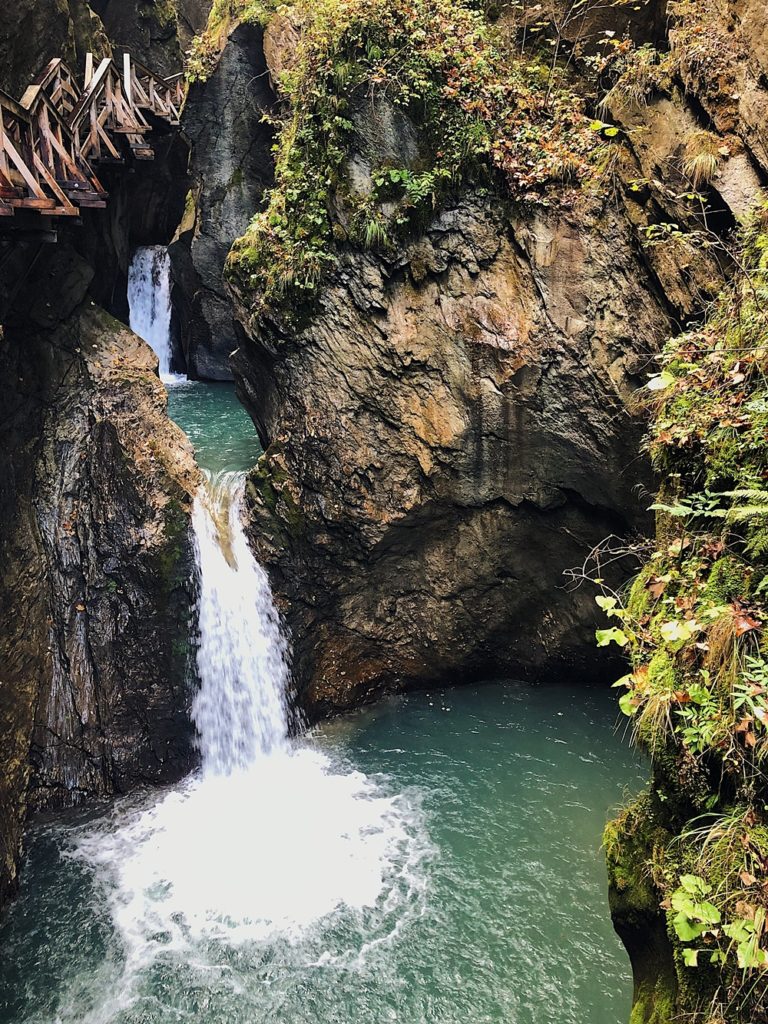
[64,471,431,1019]
[127,245,185,384]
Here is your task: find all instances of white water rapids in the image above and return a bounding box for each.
[60,470,427,1018]
[127,246,184,383]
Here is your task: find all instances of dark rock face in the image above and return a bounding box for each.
[169,21,276,380]
[0,303,200,906]
[0,0,110,96]
[89,0,212,77]
[0,4,201,913]
[233,195,672,714]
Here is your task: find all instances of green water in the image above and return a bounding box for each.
[167,381,262,473]
[0,684,642,1024]
[0,382,645,1024]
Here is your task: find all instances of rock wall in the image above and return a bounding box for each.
[169,19,276,379]
[0,302,200,907]
[0,6,201,913]
[225,3,768,1013]
[0,0,110,96]
[233,193,670,713]
[226,1,729,715]
[90,0,212,77]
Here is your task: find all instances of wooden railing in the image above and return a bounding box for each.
[0,53,184,224]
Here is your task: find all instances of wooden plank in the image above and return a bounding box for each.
[95,117,120,159]
[31,149,77,211]
[123,54,132,108]
[10,197,56,209]
[1,131,47,198]
[0,107,9,179]
[68,57,110,131]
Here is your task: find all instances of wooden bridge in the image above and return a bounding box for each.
[0,54,184,226]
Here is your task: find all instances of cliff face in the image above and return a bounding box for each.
[224,0,736,715]
[89,0,212,77]
[223,1,768,1016]
[0,8,201,911]
[0,0,110,96]
[170,19,276,379]
[233,193,670,712]
[0,302,200,908]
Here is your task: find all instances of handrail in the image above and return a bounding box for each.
[0,50,185,228]
[0,89,32,124]
[68,58,112,132]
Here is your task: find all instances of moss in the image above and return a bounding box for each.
[226,0,600,326]
[628,979,676,1024]
[248,452,305,539]
[626,564,655,621]
[703,557,751,605]
[648,651,679,692]
[154,497,189,608]
[186,0,275,81]
[605,793,668,919]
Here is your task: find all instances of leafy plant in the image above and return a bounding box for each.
[670,874,721,942]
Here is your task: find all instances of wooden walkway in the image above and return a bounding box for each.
[0,54,184,225]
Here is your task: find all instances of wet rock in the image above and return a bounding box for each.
[89,0,212,77]
[0,0,110,96]
[0,304,200,910]
[233,195,668,714]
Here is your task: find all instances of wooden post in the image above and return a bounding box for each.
[85,53,94,88]
[0,107,8,179]
[123,54,132,110]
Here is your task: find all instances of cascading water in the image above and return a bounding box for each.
[43,464,427,1013]
[192,471,291,771]
[127,245,183,383]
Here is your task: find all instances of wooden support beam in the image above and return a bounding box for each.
[123,54,132,108]
[1,130,47,199]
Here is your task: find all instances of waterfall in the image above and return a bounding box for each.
[127,245,182,383]
[192,471,291,772]
[61,442,427,983]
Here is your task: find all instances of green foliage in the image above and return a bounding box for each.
[186,0,273,81]
[670,874,721,942]
[226,0,601,324]
[600,199,768,1021]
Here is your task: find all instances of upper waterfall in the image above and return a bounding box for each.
[127,246,182,383]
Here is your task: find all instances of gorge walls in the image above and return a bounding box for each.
[169,19,276,379]
[225,0,752,716]
[0,12,209,910]
[233,194,668,713]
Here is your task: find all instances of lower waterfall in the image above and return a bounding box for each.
[0,381,644,1024]
[192,471,291,771]
[62,468,427,998]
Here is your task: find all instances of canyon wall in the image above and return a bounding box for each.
[169,19,276,379]
[226,0,747,717]
[0,12,203,911]
[222,2,768,1016]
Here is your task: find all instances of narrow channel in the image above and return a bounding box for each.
[0,249,645,1024]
